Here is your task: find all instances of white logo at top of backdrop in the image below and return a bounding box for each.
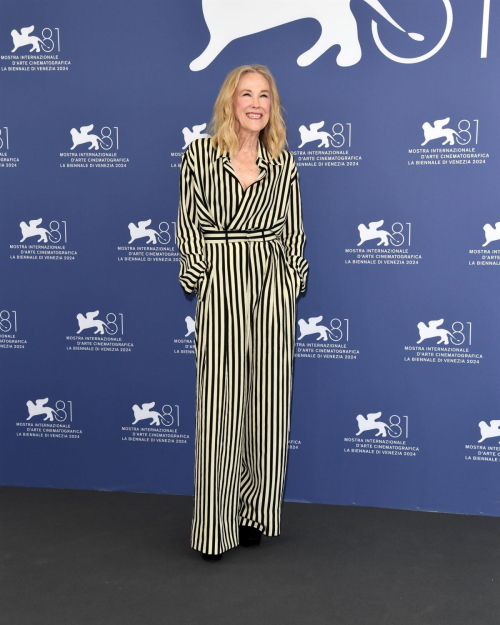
[190,0,459,70]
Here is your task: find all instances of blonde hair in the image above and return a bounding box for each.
[207,64,288,161]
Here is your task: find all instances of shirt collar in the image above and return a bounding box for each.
[215,136,282,166]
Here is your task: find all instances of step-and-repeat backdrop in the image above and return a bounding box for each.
[2,0,499,516]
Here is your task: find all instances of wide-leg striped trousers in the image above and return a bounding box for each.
[191,228,300,555]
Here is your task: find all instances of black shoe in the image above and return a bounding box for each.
[239,524,262,547]
[201,552,223,561]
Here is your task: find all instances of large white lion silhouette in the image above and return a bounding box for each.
[190,0,453,71]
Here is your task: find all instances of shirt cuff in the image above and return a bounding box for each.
[287,255,309,293]
[179,257,208,295]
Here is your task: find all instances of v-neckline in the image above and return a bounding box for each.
[228,160,265,193]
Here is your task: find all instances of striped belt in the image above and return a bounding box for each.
[202,228,278,243]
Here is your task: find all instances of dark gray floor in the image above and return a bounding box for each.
[1,486,499,625]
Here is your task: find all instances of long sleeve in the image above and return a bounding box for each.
[282,160,309,293]
[176,146,208,295]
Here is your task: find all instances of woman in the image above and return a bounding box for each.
[176,64,309,561]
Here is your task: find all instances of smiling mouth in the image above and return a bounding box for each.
[246,113,263,119]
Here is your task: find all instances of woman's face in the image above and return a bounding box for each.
[233,73,271,136]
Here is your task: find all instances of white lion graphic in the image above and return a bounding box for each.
[128,220,168,245]
[190,0,452,71]
[356,412,390,437]
[421,117,462,146]
[298,122,343,149]
[297,316,339,342]
[132,402,162,426]
[357,220,399,247]
[416,319,459,345]
[185,316,195,337]
[478,420,500,444]
[11,25,48,53]
[26,398,57,422]
[76,311,110,335]
[182,124,211,149]
[482,223,500,247]
[70,124,109,150]
[20,218,50,243]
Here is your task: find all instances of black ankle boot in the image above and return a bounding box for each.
[239,524,262,547]
[201,552,223,561]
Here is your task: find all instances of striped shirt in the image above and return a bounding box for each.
[176,136,308,296]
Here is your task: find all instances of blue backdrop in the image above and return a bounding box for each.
[2,0,499,517]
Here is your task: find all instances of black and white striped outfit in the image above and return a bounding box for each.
[176,136,309,555]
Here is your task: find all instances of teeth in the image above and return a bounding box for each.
[247,113,262,118]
